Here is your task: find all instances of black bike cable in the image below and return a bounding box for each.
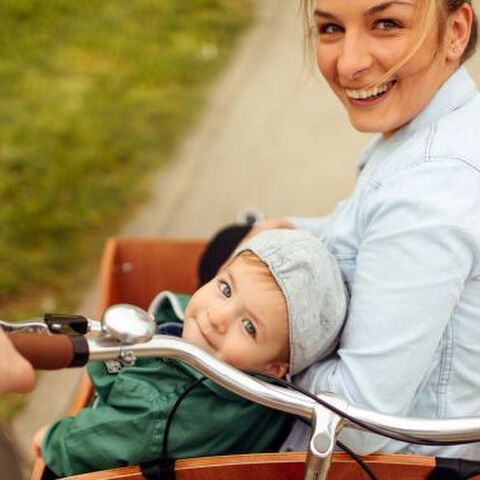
[160,373,377,479]
[140,376,209,480]
[336,440,378,480]
[245,371,378,480]
[162,376,207,459]
[247,371,478,447]
[160,370,378,479]
[160,368,480,480]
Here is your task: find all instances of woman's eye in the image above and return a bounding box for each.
[219,280,231,298]
[317,23,344,35]
[242,319,256,338]
[375,19,400,31]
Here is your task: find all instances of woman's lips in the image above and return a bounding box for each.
[346,80,397,106]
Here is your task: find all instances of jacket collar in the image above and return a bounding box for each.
[401,66,478,136]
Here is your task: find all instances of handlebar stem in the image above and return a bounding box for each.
[304,402,345,480]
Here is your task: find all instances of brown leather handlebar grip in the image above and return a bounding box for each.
[7,333,89,370]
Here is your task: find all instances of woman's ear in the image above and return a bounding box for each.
[262,361,289,379]
[445,3,474,62]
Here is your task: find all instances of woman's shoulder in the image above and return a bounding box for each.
[429,93,480,170]
[363,96,480,186]
[420,68,480,169]
[359,106,480,235]
[366,69,480,178]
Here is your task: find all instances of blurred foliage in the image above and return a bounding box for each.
[0,0,252,419]
[0,0,252,314]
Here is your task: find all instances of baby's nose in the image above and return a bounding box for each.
[209,308,229,334]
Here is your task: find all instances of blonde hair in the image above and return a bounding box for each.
[301,0,478,87]
[233,251,283,294]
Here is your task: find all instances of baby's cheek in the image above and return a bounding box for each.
[216,351,241,369]
[182,321,205,349]
[218,348,258,371]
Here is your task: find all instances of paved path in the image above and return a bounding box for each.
[12,0,480,473]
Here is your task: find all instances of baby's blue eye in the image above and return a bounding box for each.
[219,280,231,298]
[242,319,256,338]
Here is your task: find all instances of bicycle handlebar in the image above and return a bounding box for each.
[88,335,480,445]
[9,330,480,446]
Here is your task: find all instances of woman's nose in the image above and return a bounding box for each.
[336,33,373,81]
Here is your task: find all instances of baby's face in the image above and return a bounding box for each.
[183,254,289,378]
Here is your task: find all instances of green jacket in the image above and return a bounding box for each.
[42,293,292,477]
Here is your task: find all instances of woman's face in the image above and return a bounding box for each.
[314,0,456,137]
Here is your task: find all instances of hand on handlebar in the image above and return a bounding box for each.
[0,330,35,394]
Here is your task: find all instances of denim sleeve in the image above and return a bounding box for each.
[292,160,480,454]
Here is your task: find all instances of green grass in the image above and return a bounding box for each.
[0,0,253,419]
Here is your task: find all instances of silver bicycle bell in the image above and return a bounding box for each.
[101,304,156,345]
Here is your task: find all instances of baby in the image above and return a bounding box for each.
[36,229,348,477]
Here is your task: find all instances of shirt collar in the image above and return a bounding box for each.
[400,66,478,136]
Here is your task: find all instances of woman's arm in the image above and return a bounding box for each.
[295,160,480,454]
[245,215,334,239]
[288,215,332,236]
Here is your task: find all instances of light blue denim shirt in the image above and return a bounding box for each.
[283,67,480,459]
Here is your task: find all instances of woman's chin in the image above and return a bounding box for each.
[348,114,400,136]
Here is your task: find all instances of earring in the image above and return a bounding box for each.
[451,44,458,53]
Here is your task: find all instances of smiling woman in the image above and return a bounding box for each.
[303,0,477,135]
[251,0,480,462]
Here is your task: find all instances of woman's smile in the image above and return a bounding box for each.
[344,79,397,104]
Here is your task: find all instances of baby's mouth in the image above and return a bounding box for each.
[345,80,397,101]
[194,317,216,351]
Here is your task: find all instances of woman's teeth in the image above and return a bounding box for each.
[346,81,395,100]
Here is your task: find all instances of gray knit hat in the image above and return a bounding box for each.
[235,229,348,376]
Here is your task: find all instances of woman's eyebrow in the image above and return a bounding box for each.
[366,1,415,16]
[313,9,338,21]
[314,1,414,20]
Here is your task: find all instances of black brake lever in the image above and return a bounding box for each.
[44,313,89,336]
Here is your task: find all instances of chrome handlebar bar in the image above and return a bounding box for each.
[88,335,480,444]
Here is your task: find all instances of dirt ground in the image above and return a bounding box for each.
[12,0,480,472]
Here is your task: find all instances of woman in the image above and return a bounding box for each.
[261,0,479,459]
[0,331,35,480]
[0,329,34,395]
